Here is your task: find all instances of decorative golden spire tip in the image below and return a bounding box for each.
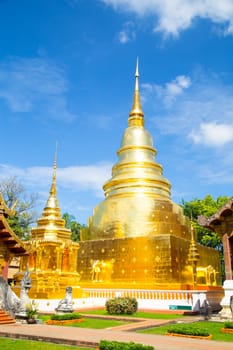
[135,57,139,90]
[51,143,58,196]
[129,57,144,125]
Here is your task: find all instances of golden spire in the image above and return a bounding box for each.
[188,221,200,288]
[31,145,71,240]
[50,144,57,197]
[46,144,59,210]
[188,222,200,263]
[128,57,144,127]
[102,59,171,203]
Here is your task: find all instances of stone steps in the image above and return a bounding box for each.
[0,309,16,324]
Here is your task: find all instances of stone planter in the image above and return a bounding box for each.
[46,318,84,325]
[221,327,233,334]
[27,318,37,324]
[166,333,212,340]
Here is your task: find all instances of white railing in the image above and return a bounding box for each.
[81,288,223,311]
[83,288,191,302]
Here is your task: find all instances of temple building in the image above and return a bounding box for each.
[198,197,233,281]
[0,193,27,281]
[198,198,233,317]
[8,61,225,311]
[78,61,222,294]
[13,155,80,299]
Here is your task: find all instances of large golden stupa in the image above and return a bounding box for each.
[78,61,221,289]
[13,155,80,298]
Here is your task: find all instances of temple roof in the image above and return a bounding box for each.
[198,196,233,231]
[0,192,12,217]
[0,193,27,256]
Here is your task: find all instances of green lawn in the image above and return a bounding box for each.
[139,321,233,342]
[63,318,129,329]
[39,315,130,329]
[0,338,94,350]
[79,309,183,320]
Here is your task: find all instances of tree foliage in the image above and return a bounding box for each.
[181,194,230,251]
[62,212,85,242]
[0,176,38,240]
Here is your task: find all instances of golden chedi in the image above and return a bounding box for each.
[79,61,221,289]
[13,155,80,298]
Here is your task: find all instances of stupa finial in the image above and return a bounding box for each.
[135,56,139,91]
[50,143,58,196]
[129,57,144,126]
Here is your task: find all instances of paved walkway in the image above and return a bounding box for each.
[0,320,232,350]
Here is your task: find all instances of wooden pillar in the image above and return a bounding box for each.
[222,233,232,280]
[230,236,233,274]
[2,255,9,280]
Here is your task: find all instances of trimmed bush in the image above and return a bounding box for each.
[167,325,210,337]
[50,312,82,320]
[224,321,233,329]
[105,297,138,315]
[99,340,153,350]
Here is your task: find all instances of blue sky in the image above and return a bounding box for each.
[1,0,233,224]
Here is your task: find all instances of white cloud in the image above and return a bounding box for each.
[86,114,114,130]
[102,0,233,36]
[142,74,191,106]
[0,162,112,195]
[117,21,136,43]
[0,57,76,121]
[0,162,114,224]
[165,75,191,101]
[140,69,233,189]
[189,122,233,147]
[0,162,113,223]
[198,167,233,185]
[142,71,233,149]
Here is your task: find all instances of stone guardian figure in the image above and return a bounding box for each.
[55,286,73,313]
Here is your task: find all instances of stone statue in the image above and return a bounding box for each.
[55,286,73,313]
[0,267,33,319]
[91,259,115,282]
[18,268,32,312]
[91,260,101,282]
[0,277,21,317]
[230,295,233,318]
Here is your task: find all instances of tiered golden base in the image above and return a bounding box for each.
[78,235,221,287]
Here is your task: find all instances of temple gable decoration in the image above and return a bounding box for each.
[0,193,27,280]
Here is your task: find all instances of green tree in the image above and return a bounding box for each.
[62,212,85,242]
[0,176,38,240]
[181,194,230,251]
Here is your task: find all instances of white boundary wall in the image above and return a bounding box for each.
[35,288,223,313]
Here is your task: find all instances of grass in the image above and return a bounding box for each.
[39,314,130,329]
[139,321,233,342]
[79,309,183,320]
[0,338,94,350]
[63,318,129,329]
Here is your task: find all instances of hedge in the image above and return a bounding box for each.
[99,340,153,350]
[167,325,210,337]
[105,297,138,315]
[224,321,233,329]
[50,312,82,320]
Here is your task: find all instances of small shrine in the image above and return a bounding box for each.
[13,155,80,299]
